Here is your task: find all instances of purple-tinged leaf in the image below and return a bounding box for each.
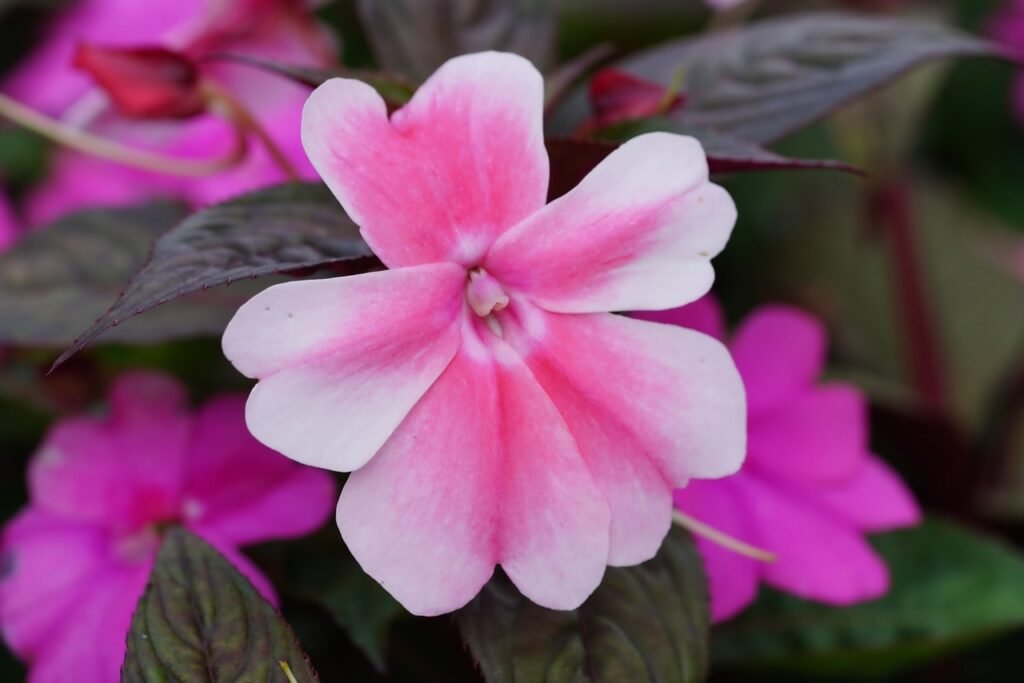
[53,182,374,369]
[122,528,318,682]
[615,12,1002,144]
[456,528,709,683]
[0,201,233,347]
[356,0,557,81]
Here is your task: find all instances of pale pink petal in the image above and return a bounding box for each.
[814,457,921,532]
[222,264,466,472]
[0,511,112,658]
[738,476,890,605]
[730,306,827,413]
[503,308,745,565]
[302,52,547,268]
[674,480,760,622]
[629,294,727,340]
[338,343,609,616]
[181,396,335,545]
[486,134,736,313]
[747,385,867,484]
[28,373,190,530]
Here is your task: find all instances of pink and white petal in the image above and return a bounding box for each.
[302,52,547,268]
[28,372,190,529]
[738,476,890,605]
[486,134,736,314]
[338,344,608,616]
[0,510,113,658]
[182,396,335,545]
[505,309,746,565]
[814,457,921,532]
[337,351,502,616]
[747,385,867,484]
[674,480,760,622]
[730,306,827,413]
[222,264,466,472]
[629,294,727,341]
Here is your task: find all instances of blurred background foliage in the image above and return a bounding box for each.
[1,0,1023,681]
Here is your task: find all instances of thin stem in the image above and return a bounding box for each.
[0,91,247,177]
[278,662,299,683]
[203,82,299,180]
[672,510,777,563]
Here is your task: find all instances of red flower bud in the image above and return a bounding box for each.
[587,68,687,130]
[74,44,207,120]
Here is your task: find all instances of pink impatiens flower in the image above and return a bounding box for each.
[635,297,921,622]
[991,0,1024,122]
[2,0,335,226]
[0,372,335,682]
[222,51,746,616]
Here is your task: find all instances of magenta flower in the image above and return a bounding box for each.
[0,372,335,682]
[635,297,921,622]
[0,191,17,251]
[222,52,746,616]
[991,0,1024,121]
[2,0,335,226]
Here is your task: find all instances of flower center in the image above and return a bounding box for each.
[465,268,509,318]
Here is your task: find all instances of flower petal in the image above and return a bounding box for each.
[28,372,190,529]
[486,133,736,313]
[747,385,867,484]
[302,52,547,268]
[674,480,760,622]
[815,457,921,532]
[338,343,609,616]
[505,308,746,565]
[738,476,890,605]
[182,396,335,546]
[730,306,827,413]
[223,264,465,472]
[0,510,113,658]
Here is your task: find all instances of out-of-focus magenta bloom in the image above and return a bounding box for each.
[0,191,17,251]
[635,297,920,622]
[222,52,746,616]
[2,0,335,226]
[0,372,335,682]
[991,0,1024,120]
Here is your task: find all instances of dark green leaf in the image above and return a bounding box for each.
[54,182,374,368]
[356,0,557,81]
[0,202,203,347]
[457,527,709,683]
[279,528,404,672]
[714,519,1024,678]
[122,527,318,682]
[617,12,1000,144]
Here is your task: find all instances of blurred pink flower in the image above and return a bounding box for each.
[222,52,746,616]
[2,0,335,226]
[991,0,1024,120]
[0,372,335,682]
[636,297,920,622]
[0,191,17,251]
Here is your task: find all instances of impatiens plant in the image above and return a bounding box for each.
[0,372,335,683]
[0,1,1021,681]
[222,51,746,615]
[635,297,921,621]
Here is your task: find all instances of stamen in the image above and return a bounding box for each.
[672,510,777,563]
[466,268,510,317]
